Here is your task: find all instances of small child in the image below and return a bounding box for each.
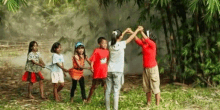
[50,42,68,102]
[86,37,109,103]
[22,41,46,99]
[69,42,91,103]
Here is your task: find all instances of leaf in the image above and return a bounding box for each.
[189,0,199,13]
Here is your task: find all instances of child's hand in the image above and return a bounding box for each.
[138,26,144,31]
[127,29,133,34]
[63,68,69,72]
[39,64,44,67]
[126,28,132,32]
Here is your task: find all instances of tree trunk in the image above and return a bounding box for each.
[166,5,177,81]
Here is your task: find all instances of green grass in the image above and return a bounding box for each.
[0,85,220,110]
[0,51,21,57]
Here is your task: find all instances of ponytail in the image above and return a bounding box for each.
[111,30,122,46]
[111,37,117,46]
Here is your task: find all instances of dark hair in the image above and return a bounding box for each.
[51,42,61,53]
[74,45,87,59]
[97,37,106,44]
[111,29,122,46]
[149,32,157,42]
[144,30,157,42]
[28,41,38,54]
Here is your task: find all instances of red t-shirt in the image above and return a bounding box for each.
[135,38,157,68]
[90,48,109,79]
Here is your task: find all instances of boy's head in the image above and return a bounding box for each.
[97,37,107,49]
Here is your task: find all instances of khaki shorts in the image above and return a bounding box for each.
[143,65,160,94]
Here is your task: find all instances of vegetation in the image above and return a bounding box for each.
[98,0,220,86]
[0,0,220,86]
[0,84,220,110]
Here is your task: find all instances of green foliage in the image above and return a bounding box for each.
[1,0,220,86]
[0,0,27,12]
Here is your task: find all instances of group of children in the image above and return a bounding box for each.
[22,26,160,110]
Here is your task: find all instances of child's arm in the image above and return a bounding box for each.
[90,61,94,73]
[62,62,67,77]
[74,55,91,70]
[30,60,43,67]
[125,27,142,44]
[56,63,68,72]
[89,49,97,73]
[39,58,45,67]
[140,30,156,48]
[141,30,149,39]
[120,28,130,39]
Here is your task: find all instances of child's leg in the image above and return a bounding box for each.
[105,73,113,110]
[87,79,97,102]
[70,79,77,102]
[57,71,65,93]
[101,79,107,95]
[155,93,160,105]
[146,92,151,105]
[112,72,122,110]
[39,80,46,99]
[28,82,34,99]
[57,83,65,93]
[79,77,86,100]
[53,83,59,101]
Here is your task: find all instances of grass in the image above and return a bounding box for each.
[0,84,220,110]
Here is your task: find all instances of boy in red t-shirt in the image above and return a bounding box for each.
[134,26,160,106]
[86,37,109,103]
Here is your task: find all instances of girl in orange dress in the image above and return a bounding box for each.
[69,42,91,103]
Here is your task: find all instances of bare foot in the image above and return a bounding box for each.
[84,99,91,103]
[58,94,62,101]
[29,95,35,99]
[83,99,87,103]
[70,97,74,103]
[41,96,47,100]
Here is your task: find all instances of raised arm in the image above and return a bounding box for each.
[141,30,149,39]
[133,26,145,46]
[120,28,129,40]
[140,30,156,48]
[125,28,142,44]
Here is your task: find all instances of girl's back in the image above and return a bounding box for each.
[108,41,126,73]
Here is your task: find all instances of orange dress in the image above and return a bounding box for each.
[69,56,85,80]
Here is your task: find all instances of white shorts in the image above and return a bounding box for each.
[51,71,64,83]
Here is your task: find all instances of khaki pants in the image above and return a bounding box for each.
[143,65,160,94]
